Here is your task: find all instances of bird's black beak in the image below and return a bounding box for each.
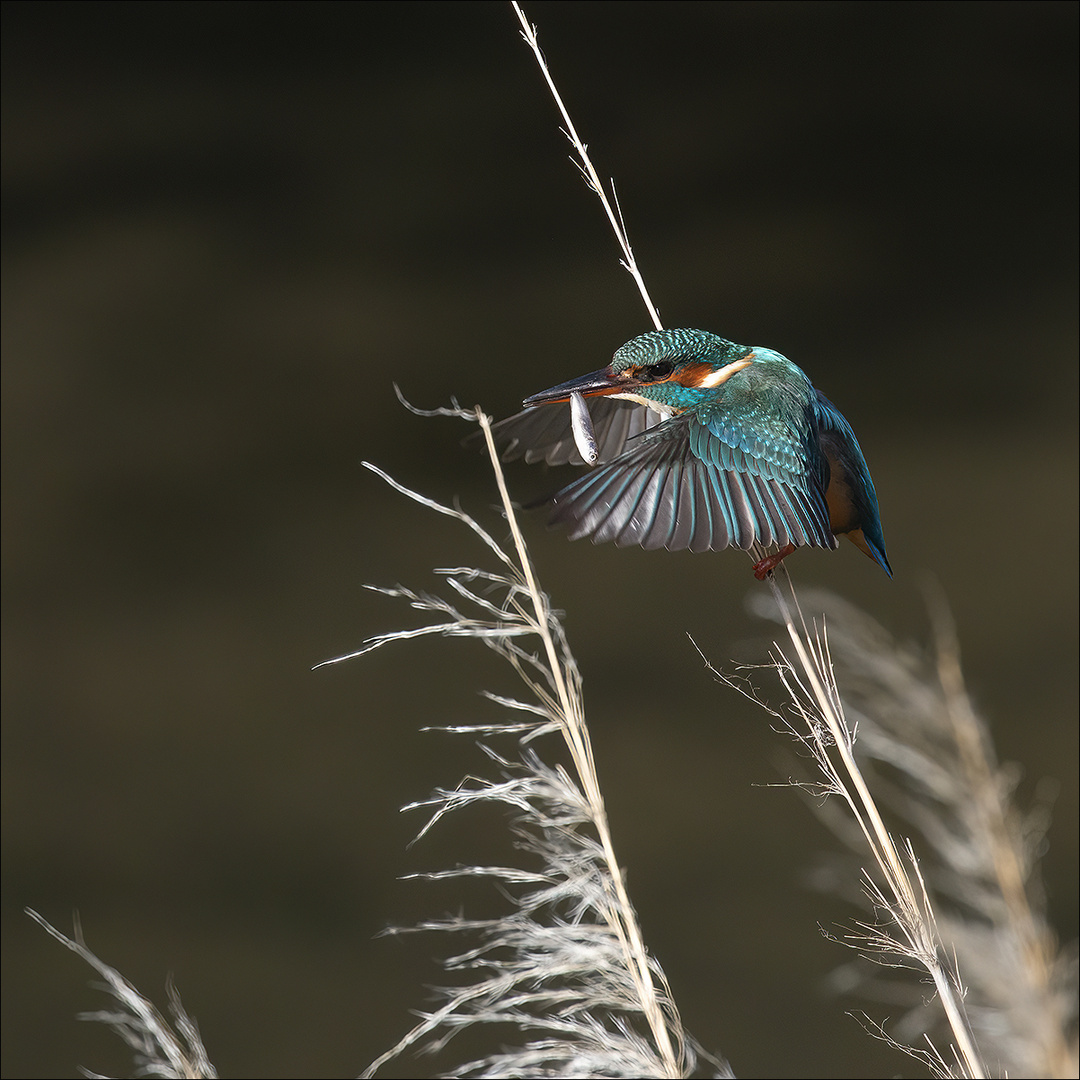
[522,366,633,408]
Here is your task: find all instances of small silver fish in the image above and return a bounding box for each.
[569,390,598,465]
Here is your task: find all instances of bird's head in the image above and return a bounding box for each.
[523,329,755,416]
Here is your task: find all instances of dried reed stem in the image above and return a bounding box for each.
[477,410,683,1074]
[766,573,985,1078]
[511,3,662,332]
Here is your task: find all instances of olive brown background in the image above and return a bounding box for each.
[3,2,1077,1077]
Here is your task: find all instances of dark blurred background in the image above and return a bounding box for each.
[3,2,1076,1077]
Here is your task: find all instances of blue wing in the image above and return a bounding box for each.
[545,414,836,554]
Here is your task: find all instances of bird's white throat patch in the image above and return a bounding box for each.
[609,391,677,417]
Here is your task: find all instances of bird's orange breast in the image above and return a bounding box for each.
[823,447,879,561]
[823,448,861,536]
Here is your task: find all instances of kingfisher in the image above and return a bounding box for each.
[491,328,891,579]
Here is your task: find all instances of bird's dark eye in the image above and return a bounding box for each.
[642,360,675,380]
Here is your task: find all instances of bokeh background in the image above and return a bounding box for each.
[3,2,1076,1077]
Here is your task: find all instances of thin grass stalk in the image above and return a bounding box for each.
[350,399,696,1077]
[477,409,682,1076]
[785,588,1075,1078]
[511,3,662,332]
[766,571,985,1078]
[26,910,216,1080]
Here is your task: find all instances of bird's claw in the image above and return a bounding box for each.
[752,543,797,580]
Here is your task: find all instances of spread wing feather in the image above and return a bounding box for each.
[547,415,836,553]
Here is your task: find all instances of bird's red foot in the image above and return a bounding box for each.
[752,543,797,580]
